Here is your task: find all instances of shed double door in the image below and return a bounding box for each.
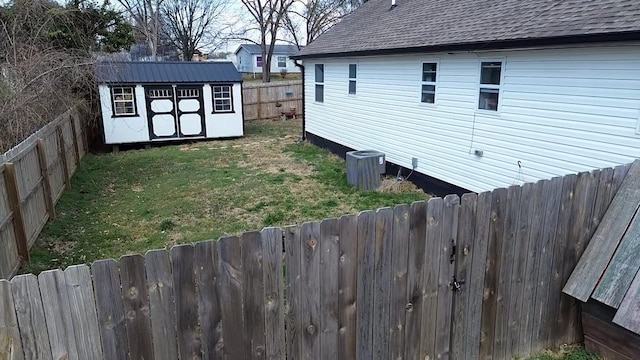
[145,85,206,140]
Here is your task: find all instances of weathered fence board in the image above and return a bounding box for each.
[320,219,340,360]
[0,280,23,360]
[195,240,224,359]
[64,265,103,359]
[10,274,51,360]
[145,249,179,360]
[285,226,302,360]
[242,231,267,360]
[218,235,245,359]
[91,259,128,360]
[389,205,410,360]
[262,228,285,360]
[242,81,302,121]
[0,109,86,280]
[300,222,321,359]
[404,201,427,360]
[119,254,155,360]
[338,215,358,360]
[372,208,393,359]
[0,162,630,360]
[171,244,201,359]
[38,269,79,360]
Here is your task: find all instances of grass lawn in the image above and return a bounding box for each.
[24,119,429,274]
[523,346,599,360]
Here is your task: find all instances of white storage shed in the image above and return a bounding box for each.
[97,61,244,145]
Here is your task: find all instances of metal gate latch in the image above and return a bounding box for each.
[450,276,465,292]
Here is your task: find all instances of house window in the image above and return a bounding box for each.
[256,56,263,67]
[278,56,287,68]
[348,64,357,95]
[421,62,437,104]
[315,64,324,103]
[111,87,136,116]
[212,85,233,113]
[478,61,502,111]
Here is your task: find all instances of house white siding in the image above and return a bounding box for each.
[303,43,640,192]
[245,54,300,74]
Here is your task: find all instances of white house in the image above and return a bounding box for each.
[97,61,244,146]
[292,0,640,194]
[235,44,301,75]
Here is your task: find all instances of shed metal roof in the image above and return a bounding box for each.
[294,0,640,59]
[564,160,640,335]
[96,61,242,84]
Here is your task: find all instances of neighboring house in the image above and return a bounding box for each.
[235,44,301,74]
[292,0,640,194]
[192,49,208,62]
[97,61,244,146]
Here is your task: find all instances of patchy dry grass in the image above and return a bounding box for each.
[24,119,430,273]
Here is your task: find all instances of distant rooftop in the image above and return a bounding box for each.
[235,44,300,55]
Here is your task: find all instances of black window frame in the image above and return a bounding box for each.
[315,64,324,103]
[348,63,357,95]
[421,62,437,104]
[478,61,503,112]
[110,85,138,118]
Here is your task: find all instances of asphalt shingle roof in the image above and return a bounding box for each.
[96,61,242,84]
[236,44,300,55]
[294,0,640,58]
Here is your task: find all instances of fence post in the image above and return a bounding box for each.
[36,138,55,219]
[69,114,81,166]
[257,85,262,121]
[3,163,30,264]
[57,125,71,190]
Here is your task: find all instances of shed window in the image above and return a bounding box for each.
[212,85,233,113]
[148,89,172,98]
[478,61,502,111]
[177,89,199,98]
[111,87,136,116]
[348,64,357,95]
[278,56,287,68]
[315,64,324,103]
[421,62,437,104]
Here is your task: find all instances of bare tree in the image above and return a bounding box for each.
[117,0,165,60]
[284,0,365,47]
[240,0,295,82]
[163,0,229,61]
[0,0,96,152]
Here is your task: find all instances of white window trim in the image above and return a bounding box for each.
[277,56,287,68]
[111,86,137,116]
[315,64,325,104]
[475,57,506,115]
[419,60,439,106]
[348,63,357,96]
[212,85,233,113]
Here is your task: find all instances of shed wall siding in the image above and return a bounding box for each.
[236,48,253,73]
[100,84,150,144]
[303,44,640,192]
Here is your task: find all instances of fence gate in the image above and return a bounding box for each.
[284,195,461,360]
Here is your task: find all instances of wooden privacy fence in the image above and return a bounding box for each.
[0,163,630,360]
[0,109,87,279]
[243,81,302,121]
